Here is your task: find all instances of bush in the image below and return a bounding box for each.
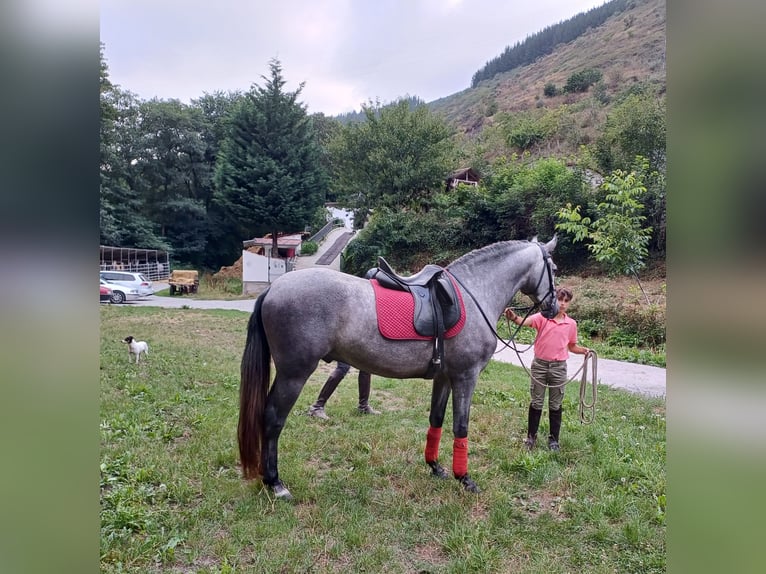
[618,304,666,347]
[506,115,550,151]
[564,68,603,93]
[300,241,318,255]
[578,318,605,338]
[200,273,242,296]
[543,82,559,97]
[573,298,665,349]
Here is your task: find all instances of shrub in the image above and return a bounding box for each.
[593,81,611,105]
[543,82,559,97]
[300,241,318,255]
[578,318,605,338]
[564,68,603,93]
[572,298,665,349]
[618,304,666,347]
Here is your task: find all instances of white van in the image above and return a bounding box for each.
[99,271,153,303]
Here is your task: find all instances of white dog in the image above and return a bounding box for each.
[122,336,149,363]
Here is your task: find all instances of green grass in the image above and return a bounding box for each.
[101,306,665,573]
[156,273,254,300]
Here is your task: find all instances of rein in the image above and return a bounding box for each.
[449,242,555,349]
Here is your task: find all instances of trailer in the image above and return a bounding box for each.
[168,270,199,295]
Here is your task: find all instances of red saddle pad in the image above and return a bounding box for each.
[370,276,466,340]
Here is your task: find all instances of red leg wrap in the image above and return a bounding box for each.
[424,426,442,463]
[453,437,468,477]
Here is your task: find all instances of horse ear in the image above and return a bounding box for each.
[544,235,558,253]
[530,235,539,243]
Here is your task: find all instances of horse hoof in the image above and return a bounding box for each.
[458,474,481,494]
[428,461,449,479]
[272,482,293,501]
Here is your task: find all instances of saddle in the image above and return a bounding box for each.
[366,257,464,377]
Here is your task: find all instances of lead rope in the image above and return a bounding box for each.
[504,316,599,424]
[577,351,598,425]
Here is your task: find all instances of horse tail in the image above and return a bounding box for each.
[238,288,271,480]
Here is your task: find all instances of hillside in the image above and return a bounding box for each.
[429,0,665,150]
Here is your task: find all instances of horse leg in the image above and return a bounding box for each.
[425,375,451,479]
[261,371,309,501]
[451,375,481,494]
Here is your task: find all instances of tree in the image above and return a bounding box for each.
[135,98,211,264]
[192,91,245,268]
[594,90,666,173]
[479,155,590,269]
[556,167,653,301]
[213,59,327,258]
[100,45,167,250]
[308,112,342,201]
[328,98,455,213]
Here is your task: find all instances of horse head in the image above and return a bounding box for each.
[525,236,559,319]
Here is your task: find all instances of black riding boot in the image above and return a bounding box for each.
[357,371,380,414]
[548,408,562,451]
[525,406,543,450]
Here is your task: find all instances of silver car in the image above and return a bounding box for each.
[99,271,153,304]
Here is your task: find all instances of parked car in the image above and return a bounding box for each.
[100,283,113,303]
[99,272,153,304]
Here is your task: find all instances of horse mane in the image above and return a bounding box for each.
[448,240,530,272]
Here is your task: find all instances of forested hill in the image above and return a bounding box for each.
[470,0,633,87]
[430,0,665,139]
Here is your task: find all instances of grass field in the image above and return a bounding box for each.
[101,306,665,573]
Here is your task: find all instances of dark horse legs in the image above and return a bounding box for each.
[262,372,309,500]
[425,376,451,479]
[424,374,480,492]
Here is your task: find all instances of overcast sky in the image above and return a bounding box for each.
[100,0,606,116]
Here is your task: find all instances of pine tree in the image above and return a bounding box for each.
[214,59,327,257]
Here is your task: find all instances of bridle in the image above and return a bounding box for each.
[533,242,557,320]
[449,241,557,344]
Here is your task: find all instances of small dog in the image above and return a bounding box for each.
[122,336,149,363]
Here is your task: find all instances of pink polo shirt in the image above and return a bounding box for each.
[529,313,578,361]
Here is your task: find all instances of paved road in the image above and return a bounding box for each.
[128,226,665,399]
[314,231,353,265]
[131,292,257,312]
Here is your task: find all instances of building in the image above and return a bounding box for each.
[445,168,481,191]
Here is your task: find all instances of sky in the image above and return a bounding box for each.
[100,0,606,117]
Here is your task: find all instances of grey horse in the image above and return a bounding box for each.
[238,237,558,500]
